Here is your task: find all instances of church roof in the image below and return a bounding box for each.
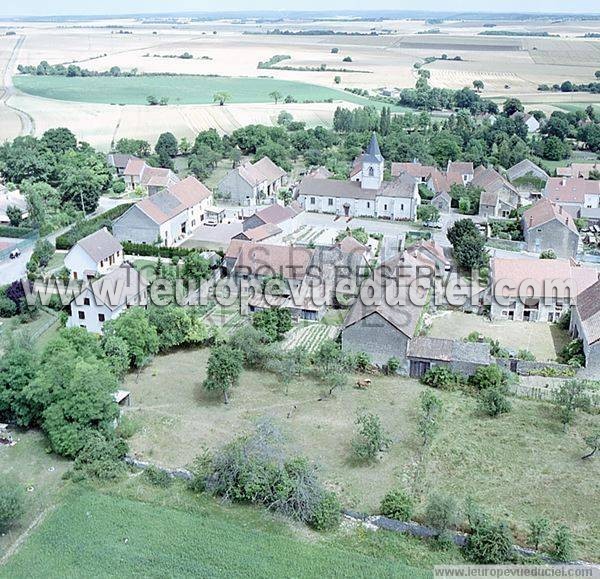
[362,132,383,164]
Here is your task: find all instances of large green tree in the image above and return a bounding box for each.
[203,345,244,404]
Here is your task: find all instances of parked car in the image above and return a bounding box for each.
[9,249,21,259]
[204,219,218,227]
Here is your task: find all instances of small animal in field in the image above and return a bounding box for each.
[355,378,372,390]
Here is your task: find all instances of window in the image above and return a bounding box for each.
[368,166,374,177]
[78,311,85,320]
[328,198,333,206]
[98,313,105,322]
[384,204,388,211]
[400,204,404,211]
[100,260,104,267]
[310,197,315,205]
[84,297,90,306]
[367,202,370,209]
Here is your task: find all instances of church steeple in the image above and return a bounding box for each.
[360,132,384,190]
[365,132,383,162]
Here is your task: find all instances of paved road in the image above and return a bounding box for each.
[1,35,34,137]
[0,196,133,285]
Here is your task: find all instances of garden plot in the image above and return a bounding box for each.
[202,307,248,336]
[283,323,340,353]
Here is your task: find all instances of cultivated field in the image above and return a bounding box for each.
[123,347,600,559]
[1,16,599,147]
[0,488,444,576]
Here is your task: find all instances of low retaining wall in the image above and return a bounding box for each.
[124,456,193,481]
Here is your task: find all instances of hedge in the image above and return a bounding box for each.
[0,225,36,238]
[55,204,134,250]
[122,242,198,259]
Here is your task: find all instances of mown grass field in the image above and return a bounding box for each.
[13,75,375,107]
[0,489,434,578]
[123,347,600,560]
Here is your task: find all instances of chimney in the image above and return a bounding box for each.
[561,177,567,187]
[566,216,569,226]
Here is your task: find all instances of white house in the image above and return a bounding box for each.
[64,228,124,281]
[67,264,149,334]
[298,133,420,221]
[113,176,213,247]
[511,112,540,134]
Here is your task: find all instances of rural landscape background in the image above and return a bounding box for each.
[1,11,600,148]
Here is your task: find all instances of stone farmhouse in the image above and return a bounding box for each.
[298,134,420,221]
[64,228,124,281]
[107,153,135,177]
[123,157,179,195]
[218,157,287,205]
[488,257,598,322]
[506,159,549,187]
[113,176,213,247]
[390,161,435,183]
[522,199,579,259]
[66,264,148,334]
[543,177,600,218]
[570,279,600,372]
[475,166,519,219]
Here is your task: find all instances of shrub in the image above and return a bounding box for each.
[478,385,511,417]
[385,357,400,375]
[342,56,352,62]
[0,479,25,532]
[380,489,414,521]
[69,432,127,482]
[424,492,461,537]
[143,465,173,488]
[252,308,292,342]
[421,366,464,390]
[351,411,391,462]
[465,519,515,564]
[469,365,509,392]
[0,225,35,238]
[527,517,550,551]
[550,525,574,562]
[353,351,371,372]
[310,491,341,531]
[517,349,535,361]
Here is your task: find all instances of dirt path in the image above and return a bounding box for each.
[0,505,56,567]
[1,35,35,137]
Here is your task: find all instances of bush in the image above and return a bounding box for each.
[69,432,127,482]
[353,351,371,372]
[551,524,574,562]
[385,357,400,375]
[351,411,391,462]
[424,492,461,537]
[252,308,292,342]
[121,241,203,259]
[465,519,514,564]
[143,465,173,488]
[478,385,511,417]
[468,365,509,392]
[421,366,464,390]
[0,478,25,532]
[310,491,341,531]
[380,489,414,521]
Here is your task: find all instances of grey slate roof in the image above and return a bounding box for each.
[408,337,491,364]
[86,264,148,311]
[362,132,383,164]
[379,173,417,198]
[75,227,123,263]
[299,177,377,200]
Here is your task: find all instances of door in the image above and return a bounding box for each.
[343,203,350,217]
[410,360,430,378]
